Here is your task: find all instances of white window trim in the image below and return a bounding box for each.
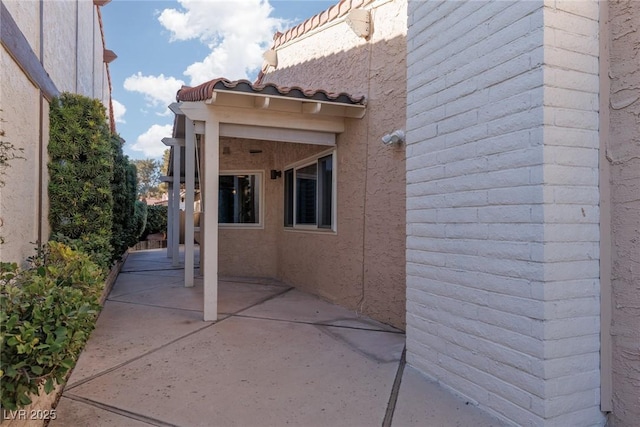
[283,148,337,233]
[218,170,265,229]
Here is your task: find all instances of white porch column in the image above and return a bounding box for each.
[203,118,219,321]
[184,118,195,287]
[172,143,181,267]
[166,181,173,258]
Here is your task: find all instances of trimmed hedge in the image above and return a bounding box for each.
[111,135,139,258]
[143,205,167,239]
[0,242,104,410]
[48,93,114,269]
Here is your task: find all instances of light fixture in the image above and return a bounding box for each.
[263,49,278,68]
[381,130,405,146]
[346,9,371,38]
[270,170,282,180]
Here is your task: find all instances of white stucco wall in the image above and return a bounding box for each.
[406,1,603,425]
[1,0,112,263]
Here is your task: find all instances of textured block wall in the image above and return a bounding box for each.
[406,1,603,425]
[607,0,640,424]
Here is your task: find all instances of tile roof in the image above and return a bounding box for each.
[271,0,376,48]
[255,0,375,84]
[176,78,365,105]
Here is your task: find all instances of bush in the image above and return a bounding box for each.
[48,93,114,269]
[143,205,167,239]
[132,200,148,243]
[110,135,138,259]
[0,242,104,410]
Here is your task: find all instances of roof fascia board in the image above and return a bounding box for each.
[178,101,346,133]
[209,89,366,118]
[220,124,336,146]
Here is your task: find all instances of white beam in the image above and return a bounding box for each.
[162,137,185,147]
[254,96,270,109]
[166,181,173,258]
[219,124,335,146]
[212,106,345,133]
[172,143,181,267]
[302,102,322,114]
[184,118,195,288]
[178,102,346,133]
[168,102,183,115]
[203,118,219,321]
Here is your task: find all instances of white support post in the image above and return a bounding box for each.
[184,118,195,287]
[172,143,181,267]
[166,181,173,258]
[203,118,219,321]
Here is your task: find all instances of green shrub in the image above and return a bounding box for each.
[132,200,148,243]
[48,93,114,269]
[143,205,167,239]
[110,135,138,259]
[0,242,104,410]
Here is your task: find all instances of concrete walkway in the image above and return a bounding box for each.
[51,249,504,427]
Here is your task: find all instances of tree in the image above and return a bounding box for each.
[132,158,162,198]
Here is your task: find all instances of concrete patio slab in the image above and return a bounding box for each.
[49,249,511,427]
[241,289,401,333]
[66,316,399,427]
[66,301,210,386]
[108,272,183,298]
[53,397,155,426]
[218,280,291,315]
[392,366,506,427]
[109,280,204,312]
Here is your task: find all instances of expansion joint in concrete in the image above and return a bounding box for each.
[382,346,406,427]
[61,394,176,427]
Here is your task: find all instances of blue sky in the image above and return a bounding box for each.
[102,0,335,160]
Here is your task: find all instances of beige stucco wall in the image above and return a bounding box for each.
[1,0,112,263]
[608,0,640,424]
[217,138,328,279]
[43,0,77,94]
[0,47,42,265]
[261,0,407,328]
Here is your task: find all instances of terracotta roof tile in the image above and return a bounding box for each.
[177,78,365,105]
[271,0,376,49]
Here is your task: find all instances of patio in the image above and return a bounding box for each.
[51,248,504,426]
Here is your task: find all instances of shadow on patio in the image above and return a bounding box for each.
[51,248,504,427]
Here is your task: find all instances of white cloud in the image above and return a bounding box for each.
[158,0,287,84]
[123,72,185,109]
[112,99,126,123]
[130,124,173,158]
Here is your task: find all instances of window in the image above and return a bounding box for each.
[284,152,334,230]
[219,172,262,226]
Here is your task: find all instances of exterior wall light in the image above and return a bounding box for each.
[270,170,282,180]
[381,130,405,146]
[346,9,371,38]
[263,49,278,68]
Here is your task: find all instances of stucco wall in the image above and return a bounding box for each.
[406,0,603,425]
[0,47,41,264]
[262,0,407,329]
[217,138,326,278]
[0,0,112,263]
[607,1,640,424]
[43,0,77,94]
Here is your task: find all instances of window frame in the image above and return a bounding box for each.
[283,148,337,233]
[218,170,264,229]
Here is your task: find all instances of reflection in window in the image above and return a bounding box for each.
[219,174,260,224]
[284,153,334,230]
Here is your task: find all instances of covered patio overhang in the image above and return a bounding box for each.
[164,78,366,321]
